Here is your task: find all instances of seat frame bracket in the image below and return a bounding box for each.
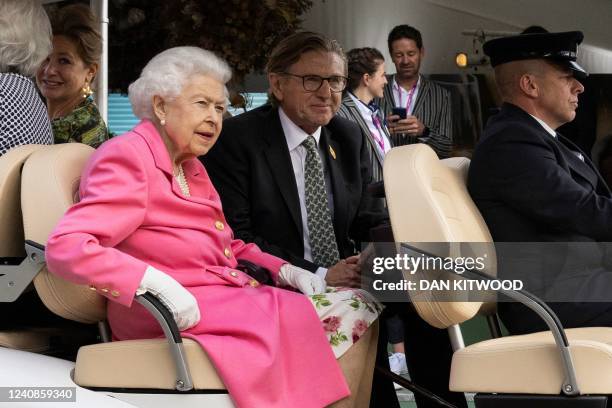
[0,241,46,303]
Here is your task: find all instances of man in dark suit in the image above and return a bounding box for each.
[203,32,385,286]
[468,31,612,334]
[204,31,466,408]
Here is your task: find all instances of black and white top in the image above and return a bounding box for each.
[0,73,53,156]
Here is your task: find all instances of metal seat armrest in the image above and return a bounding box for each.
[400,243,580,397]
[135,293,194,391]
[6,240,194,392]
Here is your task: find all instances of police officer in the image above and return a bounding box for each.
[468,31,612,334]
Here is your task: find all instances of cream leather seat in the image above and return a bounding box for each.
[18,144,226,392]
[0,145,56,353]
[384,144,612,407]
[0,145,43,258]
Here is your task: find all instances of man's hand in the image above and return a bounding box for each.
[387,114,425,136]
[326,255,362,287]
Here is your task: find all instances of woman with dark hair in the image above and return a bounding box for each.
[338,48,412,387]
[36,4,109,148]
[337,47,391,182]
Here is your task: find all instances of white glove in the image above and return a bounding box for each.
[136,266,201,330]
[278,264,327,295]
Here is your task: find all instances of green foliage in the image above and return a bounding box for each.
[108,0,313,94]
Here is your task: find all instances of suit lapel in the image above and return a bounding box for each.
[412,76,429,117]
[502,103,612,197]
[342,95,385,167]
[262,109,303,235]
[319,127,347,235]
[558,134,610,194]
[382,75,395,115]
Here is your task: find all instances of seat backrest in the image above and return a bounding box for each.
[0,145,45,257]
[384,144,496,328]
[21,144,106,323]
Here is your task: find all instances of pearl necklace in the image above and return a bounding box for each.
[175,164,191,196]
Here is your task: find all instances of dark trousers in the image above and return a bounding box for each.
[399,306,468,408]
[370,311,400,408]
[370,305,468,408]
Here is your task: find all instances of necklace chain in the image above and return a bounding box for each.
[175,164,191,196]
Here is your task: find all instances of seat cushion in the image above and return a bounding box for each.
[0,329,53,353]
[74,338,226,390]
[450,327,612,394]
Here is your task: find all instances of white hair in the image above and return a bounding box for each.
[128,46,232,120]
[0,0,52,77]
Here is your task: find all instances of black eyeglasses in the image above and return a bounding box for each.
[280,72,347,93]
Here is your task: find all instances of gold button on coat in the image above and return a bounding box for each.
[89,285,97,291]
[249,279,260,287]
[224,248,231,258]
[100,288,109,293]
[111,290,120,297]
[230,271,238,277]
[215,221,224,231]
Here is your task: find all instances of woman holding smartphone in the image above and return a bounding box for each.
[337,47,392,183]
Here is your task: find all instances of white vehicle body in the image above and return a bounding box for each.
[0,348,235,408]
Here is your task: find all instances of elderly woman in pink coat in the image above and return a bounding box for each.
[45,46,381,408]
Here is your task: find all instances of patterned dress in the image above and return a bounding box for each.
[0,73,53,156]
[52,97,109,148]
[310,287,383,357]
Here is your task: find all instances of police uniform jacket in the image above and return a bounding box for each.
[468,103,612,333]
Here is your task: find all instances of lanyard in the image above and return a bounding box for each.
[395,80,418,114]
[370,113,386,152]
[351,92,388,154]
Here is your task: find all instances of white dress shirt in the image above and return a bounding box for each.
[278,107,330,278]
[392,75,421,114]
[528,113,557,138]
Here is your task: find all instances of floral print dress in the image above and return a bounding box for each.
[310,287,383,358]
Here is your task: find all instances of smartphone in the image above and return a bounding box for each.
[391,107,407,119]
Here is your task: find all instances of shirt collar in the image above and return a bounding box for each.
[349,92,375,118]
[528,113,557,138]
[278,107,322,151]
[392,74,421,94]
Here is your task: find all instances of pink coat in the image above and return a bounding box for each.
[46,120,350,407]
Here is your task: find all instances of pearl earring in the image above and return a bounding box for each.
[160,118,166,126]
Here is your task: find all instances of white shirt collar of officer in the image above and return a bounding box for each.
[528,113,557,138]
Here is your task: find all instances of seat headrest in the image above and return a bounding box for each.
[0,145,45,257]
[384,144,496,328]
[21,144,106,323]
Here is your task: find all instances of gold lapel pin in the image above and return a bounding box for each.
[329,145,336,160]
